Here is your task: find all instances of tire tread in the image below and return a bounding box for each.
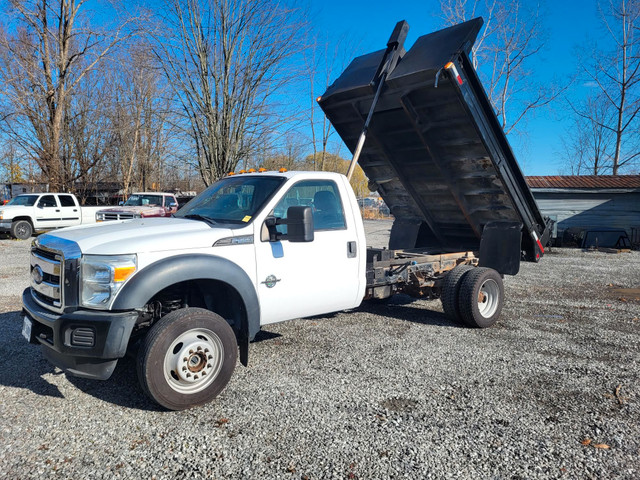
[441,264,474,322]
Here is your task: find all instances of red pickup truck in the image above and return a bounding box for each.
[96,192,179,222]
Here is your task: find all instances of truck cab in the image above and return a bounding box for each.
[96,192,179,221]
[22,171,366,410]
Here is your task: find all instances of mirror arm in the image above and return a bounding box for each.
[264,216,284,242]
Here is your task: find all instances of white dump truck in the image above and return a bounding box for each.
[21,18,552,410]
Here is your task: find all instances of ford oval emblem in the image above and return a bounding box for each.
[32,265,44,285]
[261,274,281,289]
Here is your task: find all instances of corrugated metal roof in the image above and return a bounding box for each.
[526,175,640,189]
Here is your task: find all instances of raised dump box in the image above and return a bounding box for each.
[318,18,552,262]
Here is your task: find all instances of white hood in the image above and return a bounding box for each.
[44,217,236,255]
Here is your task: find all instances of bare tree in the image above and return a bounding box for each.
[574,0,640,175]
[0,141,25,182]
[107,44,176,196]
[148,0,309,186]
[304,32,359,172]
[439,0,564,135]
[562,95,615,175]
[0,0,137,191]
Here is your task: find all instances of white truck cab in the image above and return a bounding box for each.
[22,171,367,410]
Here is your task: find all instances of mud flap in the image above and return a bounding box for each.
[239,335,249,367]
[478,221,522,275]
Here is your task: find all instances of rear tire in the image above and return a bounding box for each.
[11,220,33,240]
[137,307,237,410]
[441,264,474,322]
[458,267,504,328]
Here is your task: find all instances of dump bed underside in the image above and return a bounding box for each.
[319,19,547,255]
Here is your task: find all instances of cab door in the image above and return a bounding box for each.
[254,178,364,325]
[57,194,81,226]
[33,195,62,229]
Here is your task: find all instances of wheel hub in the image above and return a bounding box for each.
[176,342,215,382]
[477,279,499,318]
[163,328,224,393]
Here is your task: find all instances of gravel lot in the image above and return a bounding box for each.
[1,222,639,479]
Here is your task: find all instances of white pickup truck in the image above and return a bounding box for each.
[21,19,551,410]
[0,193,102,239]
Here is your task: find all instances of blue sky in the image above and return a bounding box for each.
[308,0,604,176]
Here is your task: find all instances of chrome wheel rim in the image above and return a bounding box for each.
[163,328,224,394]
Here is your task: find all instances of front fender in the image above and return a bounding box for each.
[111,254,261,342]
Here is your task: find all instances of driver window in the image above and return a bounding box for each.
[38,195,57,208]
[274,180,345,233]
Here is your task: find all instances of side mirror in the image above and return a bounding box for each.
[118,201,124,206]
[265,206,314,243]
[168,202,178,208]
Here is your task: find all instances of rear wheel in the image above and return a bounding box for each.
[458,267,504,328]
[137,307,237,410]
[11,220,33,240]
[440,264,473,323]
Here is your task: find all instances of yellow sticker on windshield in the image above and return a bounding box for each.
[242,216,251,222]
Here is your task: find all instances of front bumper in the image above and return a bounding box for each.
[22,288,138,380]
[0,220,11,232]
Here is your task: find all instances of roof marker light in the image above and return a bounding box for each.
[258,168,267,173]
[248,168,256,173]
[279,167,288,173]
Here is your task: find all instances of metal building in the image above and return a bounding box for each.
[527,175,640,247]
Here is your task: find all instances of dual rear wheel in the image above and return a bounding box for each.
[441,266,504,328]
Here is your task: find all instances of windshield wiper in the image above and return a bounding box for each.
[183,214,218,226]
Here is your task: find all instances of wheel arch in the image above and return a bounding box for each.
[11,216,34,224]
[112,254,260,364]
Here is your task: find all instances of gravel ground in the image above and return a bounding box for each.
[1,222,639,479]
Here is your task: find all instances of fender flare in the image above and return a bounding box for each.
[111,254,261,344]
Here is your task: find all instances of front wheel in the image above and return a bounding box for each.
[137,307,238,410]
[11,220,33,240]
[457,267,504,328]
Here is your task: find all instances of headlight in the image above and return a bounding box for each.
[81,254,137,308]
[0,210,4,220]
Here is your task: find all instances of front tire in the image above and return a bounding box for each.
[11,220,33,240]
[457,267,504,328]
[137,307,238,410]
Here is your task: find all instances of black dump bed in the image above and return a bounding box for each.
[318,18,552,261]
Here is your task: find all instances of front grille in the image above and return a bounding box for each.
[31,246,64,313]
[97,212,136,221]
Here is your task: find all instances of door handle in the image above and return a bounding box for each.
[347,241,357,258]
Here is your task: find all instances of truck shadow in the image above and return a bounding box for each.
[357,295,466,328]
[0,310,160,411]
[66,358,162,411]
[0,310,66,398]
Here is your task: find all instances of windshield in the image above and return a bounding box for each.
[175,175,285,224]
[124,194,163,207]
[6,195,38,206]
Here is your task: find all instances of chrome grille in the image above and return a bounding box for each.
[31,246,64,313]
[97,212,136,221]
